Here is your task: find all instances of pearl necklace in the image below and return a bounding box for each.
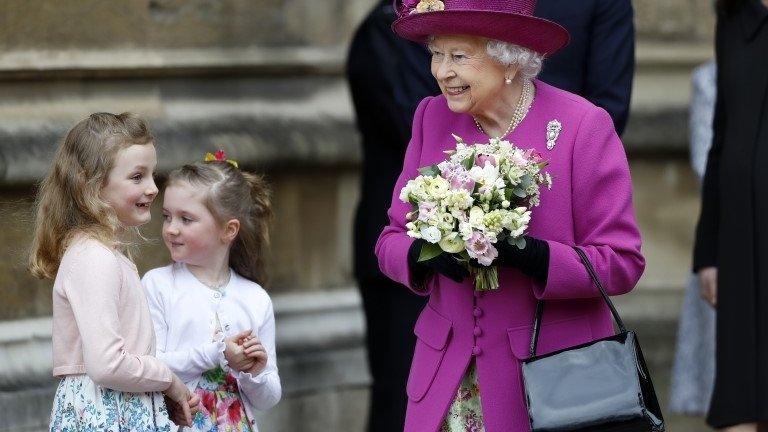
[473,80,534,139]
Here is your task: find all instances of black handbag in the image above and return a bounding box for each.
[521,247,665,432]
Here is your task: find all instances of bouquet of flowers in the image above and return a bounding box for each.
[400,134,552,291]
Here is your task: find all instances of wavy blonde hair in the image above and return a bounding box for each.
[167,161,273,286]
[29,112,155,279]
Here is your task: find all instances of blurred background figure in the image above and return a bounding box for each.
[694,0,768,430]
[346,2,439,431]
[669,58,716,418]
[536,0,635,135]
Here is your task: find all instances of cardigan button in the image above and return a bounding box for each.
[213,292,221,299]
[473,307,483,317]
[472,346,482,356]
[473,326,482,337]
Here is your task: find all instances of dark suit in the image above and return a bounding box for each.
[347,1,636,431]
[693,1,768,427]
[347,2,439,431]
[536,0,635,135]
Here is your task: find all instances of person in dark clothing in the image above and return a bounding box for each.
[346,2,440,432]
[347,1,636,430]
[694,0,768,430]
[535,0,635,135]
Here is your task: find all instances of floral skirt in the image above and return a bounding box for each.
[190,366,251,432]
[49,374,172,432]
[441,361,485,432]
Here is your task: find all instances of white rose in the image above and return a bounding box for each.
[459,221,474,240]
[468,206,485,227]
[439,233,466,253]
[420,226,442,243]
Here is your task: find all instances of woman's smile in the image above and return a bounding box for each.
[446,85,469,96]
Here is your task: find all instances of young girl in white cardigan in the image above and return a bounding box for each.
[143,153,281,431]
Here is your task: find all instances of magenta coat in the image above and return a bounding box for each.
[375,80,645,432]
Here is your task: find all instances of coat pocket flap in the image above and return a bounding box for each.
[508,315,593,360]
[414,304,452,350]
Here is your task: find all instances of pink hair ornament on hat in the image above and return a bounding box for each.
[392,0,570,56]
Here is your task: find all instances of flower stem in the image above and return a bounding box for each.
[470,266,499,291]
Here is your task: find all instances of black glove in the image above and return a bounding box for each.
[496,236,550,283]
[408,239,470,285]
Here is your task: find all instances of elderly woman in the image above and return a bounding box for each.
[375,1,645,431]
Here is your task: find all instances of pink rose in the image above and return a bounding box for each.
[475,154,497,168]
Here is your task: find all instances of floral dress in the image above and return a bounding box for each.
[49,374,172,432]
[441,361,485,432]
[190,366,252,432]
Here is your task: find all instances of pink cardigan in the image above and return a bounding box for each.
[375,81,645,432]
[52,236,172,392]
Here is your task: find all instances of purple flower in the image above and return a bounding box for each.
[475,154,497,168]
[438,161,460,178]
[465,231,498,266]
[450,171,476,192]
[417,202,438,222]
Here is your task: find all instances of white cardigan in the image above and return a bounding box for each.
[143,263,281,431]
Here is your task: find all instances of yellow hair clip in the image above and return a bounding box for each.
[204,150,239,168]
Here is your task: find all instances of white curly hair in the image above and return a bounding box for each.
[485,39,544,81]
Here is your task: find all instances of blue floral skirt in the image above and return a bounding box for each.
[49,374,172,432]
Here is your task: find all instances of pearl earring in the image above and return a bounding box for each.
[505,77,512,84]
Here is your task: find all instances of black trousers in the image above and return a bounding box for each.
[358,277,427,432]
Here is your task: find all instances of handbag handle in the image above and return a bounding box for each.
[529,246,628,358]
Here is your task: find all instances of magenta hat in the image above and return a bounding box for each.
[392,0,569,56]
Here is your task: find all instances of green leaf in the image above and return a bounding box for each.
[520,174,532,189]
[515,236,527,249]
[504,188,514,201]
[418,164,441,177]
[462,149,476,171]
[513,188,527,198]
[417,242,443,262]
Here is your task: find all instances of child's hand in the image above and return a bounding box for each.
[241,335,268,375]
[164,374,193,427]
[165,392,201,427]
[224,330,256,372]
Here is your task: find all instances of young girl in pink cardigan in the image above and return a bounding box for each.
[29,112,199,431]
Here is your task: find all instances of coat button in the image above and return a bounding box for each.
[473,307,483,317]
[472,346,482,356]
[473,326,482,337]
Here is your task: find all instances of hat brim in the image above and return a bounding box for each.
[392,10,570,56]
